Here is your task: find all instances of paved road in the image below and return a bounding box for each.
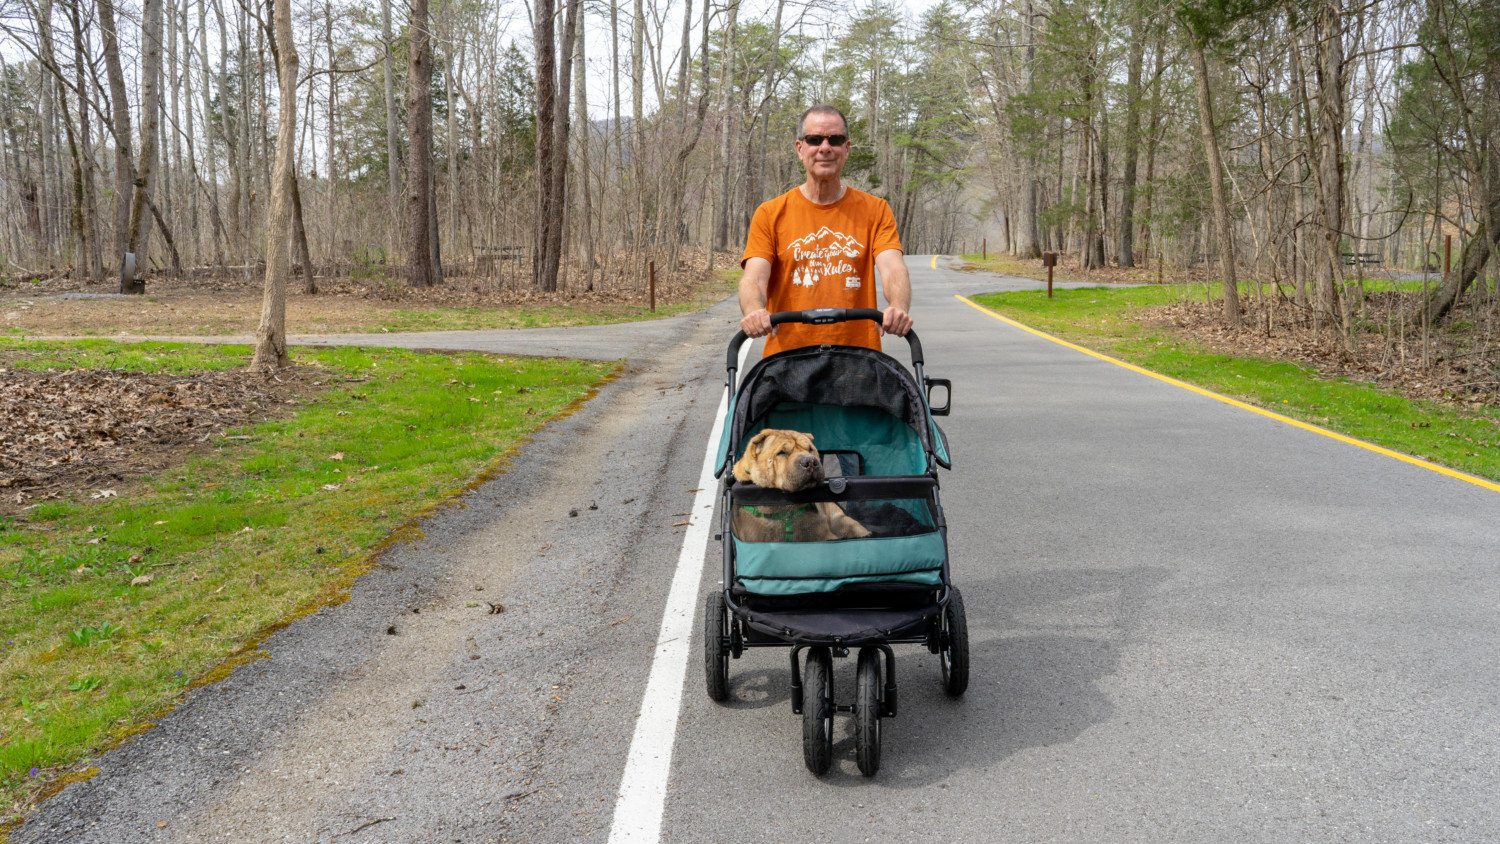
[18,259,1500,842]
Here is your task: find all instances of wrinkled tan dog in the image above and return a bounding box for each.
[731,429,871,542]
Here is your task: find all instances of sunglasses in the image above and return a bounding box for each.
[799,134,848,147]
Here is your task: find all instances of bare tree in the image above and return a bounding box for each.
[125,0,164,280]
[1188,37,1240,326]
[252,0,300,370]
[406,0,438,286]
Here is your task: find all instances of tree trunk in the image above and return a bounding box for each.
[68,0,103,279]
[126,0,164,277]
[406,0,436,287]
[631,0,646,251]
[575,13,595,289]
[197,0,226,266]
[1118,13,1143,267]
[543,0,581,291]
[1189,39,1240,326]
[712,0,741,254]
[97,0,133,271]
[1313,0,1347,335]
[325,3,339,264]
[178,0,200,264]
[252,0,299,371]
[382,0,401,256]
[292,175,316,293]
[534,0,557,289]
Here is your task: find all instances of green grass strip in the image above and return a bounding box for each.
[969,288,1500,483]
[0,339,616,818]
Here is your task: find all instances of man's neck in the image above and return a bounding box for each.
[799,178,846,206]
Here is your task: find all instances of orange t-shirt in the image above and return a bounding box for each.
[741,186,903,356]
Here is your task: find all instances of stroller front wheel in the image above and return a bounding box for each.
[802,647,834,775]
[704,592,730,702]
[855,647,883,776]
[940,587,970,698]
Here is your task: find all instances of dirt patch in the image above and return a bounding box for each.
[0,359,321,515]
[0,248,733,337]
[1140,293,1500,408]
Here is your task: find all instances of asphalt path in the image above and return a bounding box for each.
[18,258,1500,842]
[665,260,1500,842]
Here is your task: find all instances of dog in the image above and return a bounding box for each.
[731,429,871,542]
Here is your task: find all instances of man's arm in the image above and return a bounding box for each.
[739,257,773,337]
[875,248,913,336]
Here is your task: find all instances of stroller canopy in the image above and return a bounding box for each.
[716,345,947,478]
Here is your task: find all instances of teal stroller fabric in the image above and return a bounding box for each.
[720,345,949,597]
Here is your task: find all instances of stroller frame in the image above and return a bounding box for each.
[705,308,968,777]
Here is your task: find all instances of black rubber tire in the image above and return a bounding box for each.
[940,587,970,698]
[855,648,883,777]
[802,647,834,775]
[704,592,729,702]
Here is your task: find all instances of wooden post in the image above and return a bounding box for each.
[649,260,656,312]
[1444,234,1452,275]
[982,238,987,260]
[1045,252,1055,298]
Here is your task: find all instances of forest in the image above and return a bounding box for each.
[0,0,1496,367]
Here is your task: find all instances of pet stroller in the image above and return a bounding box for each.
[706,308,967,776]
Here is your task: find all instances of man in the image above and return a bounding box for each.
[739,104,913,356]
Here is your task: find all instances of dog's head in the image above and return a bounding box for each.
[733,429,823,491]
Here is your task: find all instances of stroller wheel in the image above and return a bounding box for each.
[802,647,834,775]
[940,587,970,698]
[704,592,730,702]
[855,648,883,776]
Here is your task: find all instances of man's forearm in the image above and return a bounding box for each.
[739,257,771,314]
[882,265,911,312]
[739,281,767,315]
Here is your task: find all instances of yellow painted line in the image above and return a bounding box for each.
[930,255,938,269]
[957,294,1500,495]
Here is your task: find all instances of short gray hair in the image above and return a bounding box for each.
[797,104,848,139]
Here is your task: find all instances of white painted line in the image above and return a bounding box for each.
[608,341,752,844]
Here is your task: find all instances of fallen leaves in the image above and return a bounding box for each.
[0,365,283,512]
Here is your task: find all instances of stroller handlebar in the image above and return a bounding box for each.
[726,308,924,371]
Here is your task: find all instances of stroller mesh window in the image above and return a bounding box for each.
[731,346,931,458]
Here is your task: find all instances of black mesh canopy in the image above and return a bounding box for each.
[728,345,932,464]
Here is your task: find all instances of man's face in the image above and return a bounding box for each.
[796,111,850,181]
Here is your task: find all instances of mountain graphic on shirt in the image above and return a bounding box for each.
[788,227,864,260]
[786,227,863,290]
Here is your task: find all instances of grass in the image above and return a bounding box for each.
[0,339,618,821]
[968,287,1500,483]
[372,292,732,334]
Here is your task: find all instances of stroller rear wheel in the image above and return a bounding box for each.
[940,587,970,698]
[855,648,883,776]
[801,647,834,775]
[704,592,730,702]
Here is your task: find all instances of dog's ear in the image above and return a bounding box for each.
[734,431,773,482]
[732,453,754,482]
[746,430,775,455]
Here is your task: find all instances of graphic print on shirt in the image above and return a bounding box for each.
[786,226,865,290]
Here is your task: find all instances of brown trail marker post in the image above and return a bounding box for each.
[649,261,656,312]
[1445,234,1452,275]
[1043,252,1057,298]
